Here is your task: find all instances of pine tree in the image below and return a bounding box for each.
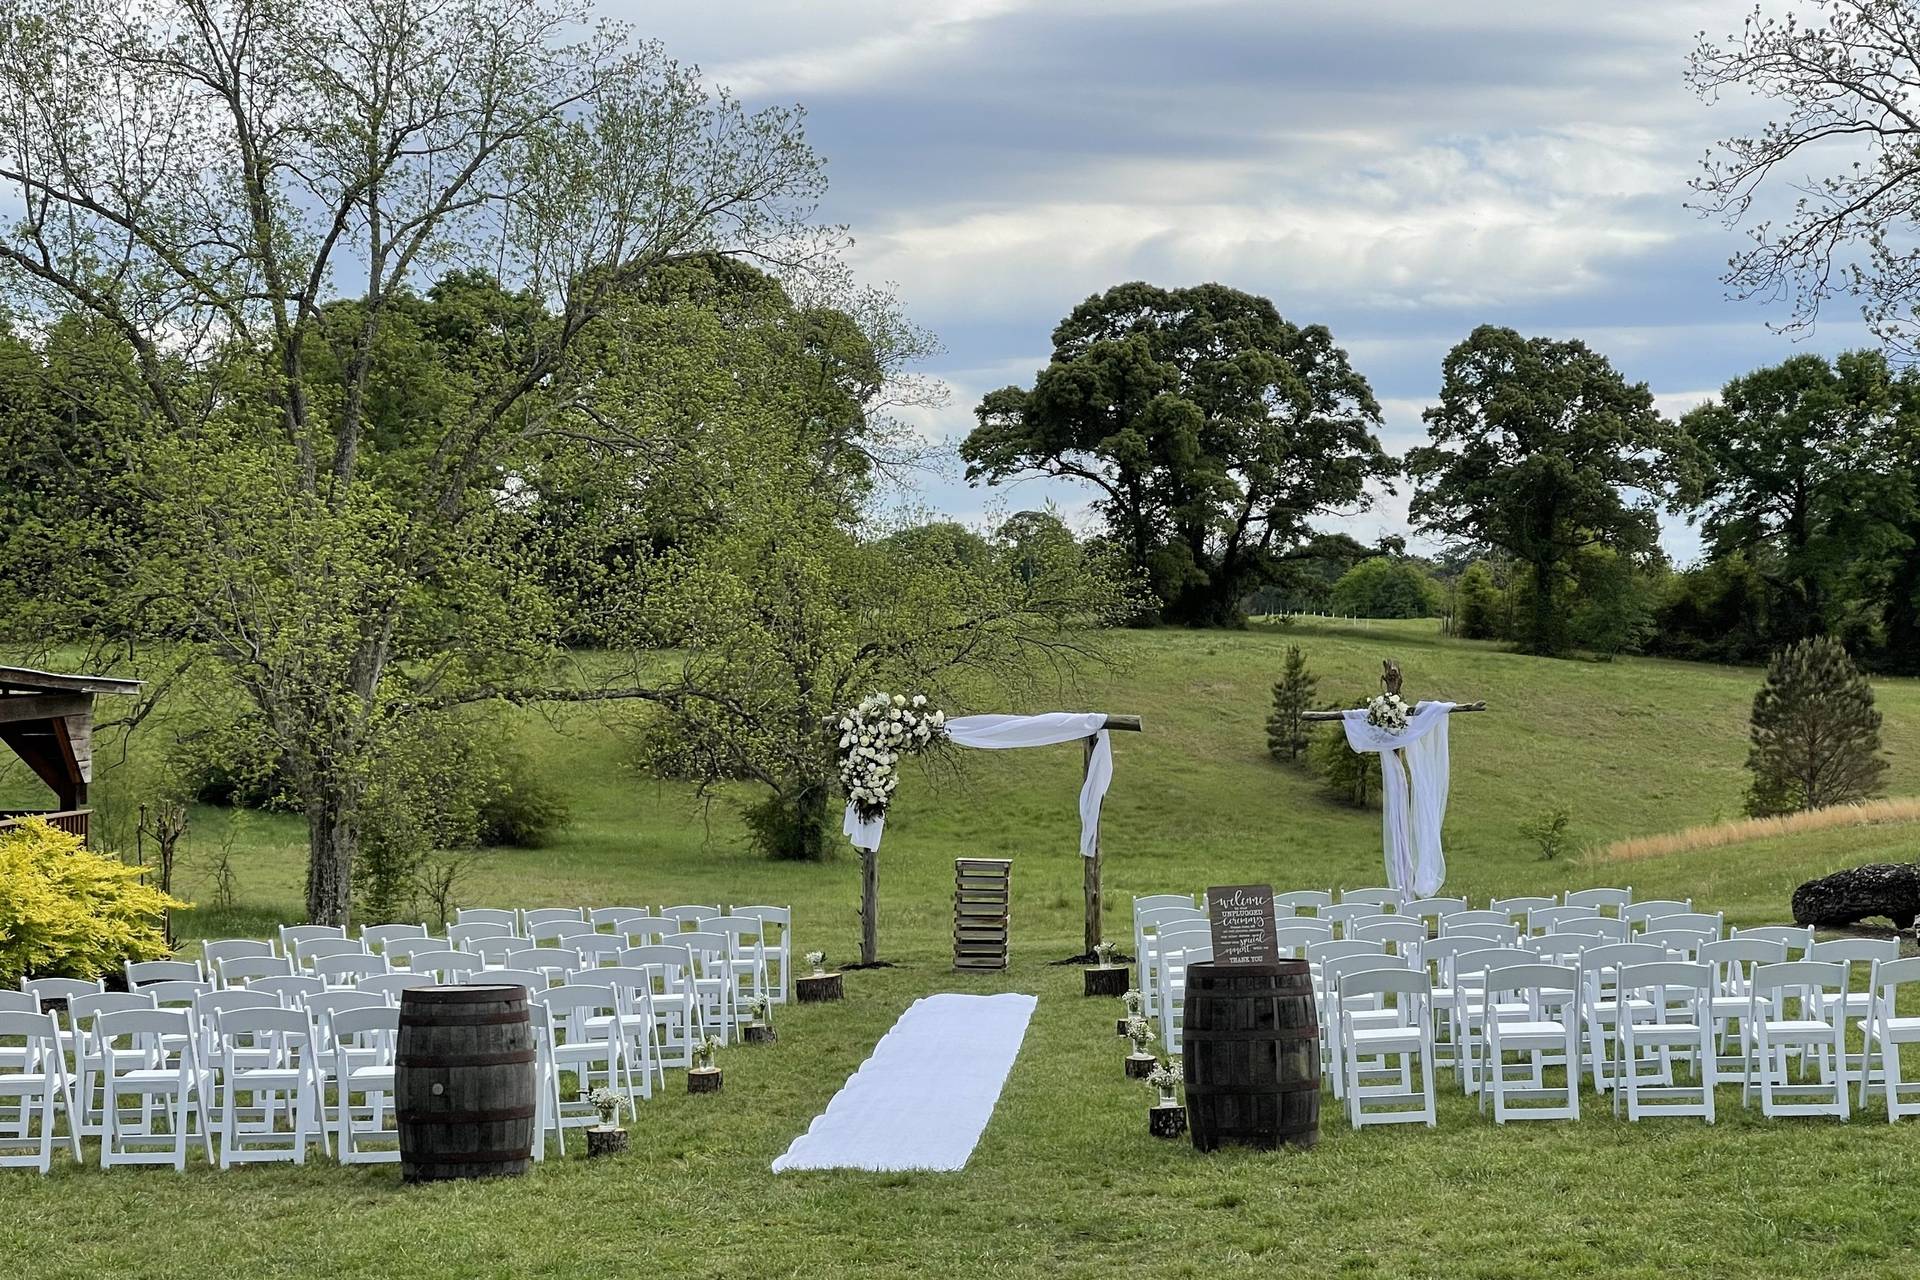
[1266,646,1317,762]
[1309,719,1380,807]
[1745,636,1889,816]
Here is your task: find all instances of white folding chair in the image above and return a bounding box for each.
[1621,899,1692,928]
[1322,952,1407,1101]
[618,945,699,1071]
[218,954,294,987]
[531,983,631,1154]
[407,949,482,982]
[507,948,584,984]
[293,936,368,975]
[570,934,626,970]
[315,953,391,988]
[447,921,514,949]
[1641,911,1723,939]
[1447,946,1536,1094]
[356,972,438,1003]
[590,907,653,930]
[455,908,520,928]
[65,991,156,1136]
[523,907,587,931]
[1732,924,1815,960]
[730,906,793,1004]
[247,975,326,1005]
[1578,941,1667,1092]
[1340,887,1401,910]
[1860,955,1920,1120]
[1614,961,1716,1122]
[1700,936,1786,1077]
[468,935,533,967]
[210,1006,324,1165]
[1745,960,1850,1119]
[1272,890,1332,917]
[328,1006,401,1164]
[1528,906,1599,936]
[0,1011,79,1172]
[277,923,346,959]
[359,923,430,956]
[92,1008,215,1168]
[1480,963,1581,1123]
[1809,937,1900,1090]
[1321,903,1380,938]
[585,966,664,1097]
[1639,928,1717,961]
[1489,896,1557,926]
[658,905,720,927]
[125,959,203,987]
[1564,887,1632,916]
[530,919,598,947]
[1401,896,1468,930]
[1274,920,1336,959]
[1555,917,1630,944]
[1338,968,1436,1128]
[1351,917,1427,959]
[202,939,274,974]
[1137,906,1207,1009]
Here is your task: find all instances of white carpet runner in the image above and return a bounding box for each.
[771,992,1037,1173]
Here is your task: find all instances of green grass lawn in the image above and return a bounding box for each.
[6,620,1920,1279]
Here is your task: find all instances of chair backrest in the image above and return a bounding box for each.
[1273,921,1336,955]
[1621,898,1692,925]
[1339,887,1401,908]
[456,908,519,928]
[1808,937,1901,966]
[729,905,792,934]
[297,936,369,968]
[360,923,429,954]
[247,975,326,1004]
[279,923,347,955]
[357,972,439,1002]
[1528,906,1598,934]
[1637,910,1722,937]
[533,981,619,1026]
[126,959,203,986]
[94,1006,196,1055]
[658,905,721,926]
[530,919,598,945]
[1450,946,1537,981]
[505,948,582,979]
[1699,936,1787,972]
[590,907,653,928]
[589,965,657,1004]
[521,907,586,928]
[570,935,625,967]
[1552,917,1630,943]
[479,968,549,994]
[212,1005,313,1061]
[1731,925,1816,959]
[141,978,212,1007]
[1579,941,1669,978]
[23,977,103,1003]
[467,935,532,965]
[315,953,391,984]
[1138,905,1206,933]
[0,989,40,1014]
[408,948,481,979]
[219,954,295,985]
[202,939,275,971]
[1440,920,1520,944]
[1872,955,1920,998]
[1417,935,1490,974]
[305,990,386,1031]
[196,989,280,1028]
[1320,903,1380,934]
[1338,966,1432,1005]
[329,1005,401,1055]
[1563,887,1632,913]
[1323,952,1409,994]
[1132,893,1198,920]
[1750,960,1849,1008]
[69,991,156,1033]
[1638,928,1716,959]
[1350,918,1427,952]
[1488,895,1557,922]
[1485,962,1580,1005]
[678,930,731,969]
[0,1010,61,1056]
[1273,890,1332,915]
[1616,960,1714,1005]
[620,920,682,945]
[1306,939,1386,968]
[1444,910,1512,930]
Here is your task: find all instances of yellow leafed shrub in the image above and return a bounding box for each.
[0,818,190,984]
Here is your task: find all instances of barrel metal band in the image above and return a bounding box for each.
[405,1148,532,1164]
[396,1049,537,1068]
[399,1010,530,1027]
[396,1105,537,1124]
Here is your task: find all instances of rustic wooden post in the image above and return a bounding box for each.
[1082,733,1102,958]
[859,847,879,967]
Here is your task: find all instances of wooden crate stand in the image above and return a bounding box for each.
[954,858,1011,971]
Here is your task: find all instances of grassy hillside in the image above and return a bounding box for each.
[8,620,1920,1280]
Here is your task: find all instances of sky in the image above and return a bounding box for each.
[634,0,1869,566]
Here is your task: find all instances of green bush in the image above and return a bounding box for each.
[477,755,572,848]
[1329,557,1442,619]
[1518,806,1573,860]
[1309,721,1380,807]
[0,819,188,984]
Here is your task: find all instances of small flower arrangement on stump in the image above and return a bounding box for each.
[692,1034,722,1071]
[836,693,948,822]
[1084,940,1129,996]
[584,1086,629,1156]
[586,1086,623,1127]
[743,996,777,1044]
[1123,1015,1156,1078]
[806,949,827,976]
[1118,987,1145,1035]
[1145,1056,1187,1139]
[1146,1058,1182,1107]
[689,1034,725,1094]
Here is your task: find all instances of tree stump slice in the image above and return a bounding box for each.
[586,1126,629,1158]
[1084,965,1129,997]
[1125,1052,1157,1080]
[1149,1105,1187,1139]
[688,1068,723,1095]
[797,973,843,1003]
[1792,863,1920,930]
[743,1023,778,1045]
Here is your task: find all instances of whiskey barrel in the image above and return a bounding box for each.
[396,985,537,1182]
[1182,960,1320,1151]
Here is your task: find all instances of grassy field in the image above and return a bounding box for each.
[5,619,1920,1279]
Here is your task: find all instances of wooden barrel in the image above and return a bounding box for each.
[396,985,537,1182]
[1182,960,1320,1151]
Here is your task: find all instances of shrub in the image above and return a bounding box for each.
[1266,646,1316,763]
[0,819,188,985]
[1518,806,1573,860]
[1455,562,1504,639]
[1309,721,1380,808]
[477,756,572,848]
[1329,557,1442,618]
[1745,636,1889,816]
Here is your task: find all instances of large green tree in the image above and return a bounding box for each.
[1406,326,1672,656]
[961,282,1392,627]
[1678,351,1909,643]
[0,0,824,924]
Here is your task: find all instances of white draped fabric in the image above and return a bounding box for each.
[1341,701,1453,897]
[771,992,1037,1172]
[842,712,1112,857]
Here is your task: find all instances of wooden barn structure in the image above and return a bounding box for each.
[0,666,141,846]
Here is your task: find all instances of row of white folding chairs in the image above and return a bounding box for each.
[0,971,708,1173]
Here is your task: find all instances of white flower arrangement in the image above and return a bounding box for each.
[1121,988,1145,1016]
[1092,941,1119,966]
[691,1034,723,1071]
[805,949,826,975]
[585,1085,624,1127]
[1366,692,1411,735]
[1124,1014,1154,1054]
[1146,1057,1182,1098]
[835,692,948,822]
[746,996,771,1025]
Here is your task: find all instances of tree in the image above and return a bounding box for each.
[1266,646,1317,763]
[1745,636,1889,816]
[1455,563,1504,640]
[1689,2,1920,357]
[1309,721,1379,808]
[1678,351,1908,643]
[0,0,826,924]
[1406,326,1672,656]
[1329,556,1441,619]
[961,282,1393,626]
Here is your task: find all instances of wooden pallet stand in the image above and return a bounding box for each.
[954,857,1012,970]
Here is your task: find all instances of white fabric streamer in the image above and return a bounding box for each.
[771,992,1037,1172]
[1341,701,1453,897]
[843,712,1112,857]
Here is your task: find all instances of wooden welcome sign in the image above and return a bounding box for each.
[1205,884,1279,966]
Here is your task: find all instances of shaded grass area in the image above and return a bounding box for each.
[5,620,1920,1278]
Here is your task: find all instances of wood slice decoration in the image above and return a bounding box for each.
[797,973,843,1002]
[1084,965,1129,997]
[687,1068,723,1095]
[1125,1052,1157,1080]
[742,1023,778,1045]
[1149,1105,1187,1139]
[586,1126,629,1158]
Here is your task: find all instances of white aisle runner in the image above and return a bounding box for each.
[771,992,1037,1173]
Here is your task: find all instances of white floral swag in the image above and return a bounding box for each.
[1365,692,1410,735]
[835,692,948,822]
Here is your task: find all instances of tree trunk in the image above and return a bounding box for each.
[305,789,359,927]
[859,846,879,965]
[1528,557,1557,655]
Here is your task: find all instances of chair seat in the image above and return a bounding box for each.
[1491,1020,1568,1040]
[228,1067,304,1089]
[341,1066,395,1089]
[1351,1027,1424,1051]
[0,1072,57,1094]
[111,1069,192,1089]
[1761,1018,1837,1036]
